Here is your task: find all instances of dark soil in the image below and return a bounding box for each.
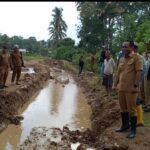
[1,59,150,150]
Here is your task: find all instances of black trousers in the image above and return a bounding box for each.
[79,65,83,75]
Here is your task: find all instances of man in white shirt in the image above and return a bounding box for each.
[102,50,115,96]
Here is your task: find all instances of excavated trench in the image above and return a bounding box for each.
[1,59,150,150]
[0,61,92,150]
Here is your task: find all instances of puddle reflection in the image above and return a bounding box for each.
[0,75,91,150]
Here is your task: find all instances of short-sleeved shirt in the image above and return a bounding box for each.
[10,51,23,67]
[104,58,115,75]
[0,53,10,69]
[117,53,143,92]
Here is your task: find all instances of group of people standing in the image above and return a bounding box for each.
[100,40,150,139]
[78,40,150,139]
[0,45,25,89]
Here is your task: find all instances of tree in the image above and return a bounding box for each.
[76,2,125,51]
[57,38,75,47]
[135,19,150,53]
[48,7,68,48]
[76,2,150,53]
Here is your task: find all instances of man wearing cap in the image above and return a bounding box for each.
[144,41,150,111]
[0,46,10,89]
[10,45,25,85]
[113,41,143,139]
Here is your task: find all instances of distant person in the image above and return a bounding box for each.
[78,56,84,76]
[91,53,96,72]
[10,45,25,85]
[99,46,109,81]
[102,50,115,96]
[0,46,10,89]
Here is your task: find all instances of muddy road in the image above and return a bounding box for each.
[0,59,150,150]
[0,71,91,150]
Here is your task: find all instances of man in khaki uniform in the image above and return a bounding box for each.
[10,46,25,85]
[113,41,143,139]
[0,46,10,89]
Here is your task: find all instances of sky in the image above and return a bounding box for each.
[0,2,80,44]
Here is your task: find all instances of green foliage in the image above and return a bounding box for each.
[62,60,78,73]
[50,37,77,62]
[48,7,68,48]
[0,34,53,57]
[135,19,150,53]
[54,46,75,61]
[23,53,44,61]
[76,2,150,54]
[40,48,50,56]
[57,38,75,47]
[144,113,150,127]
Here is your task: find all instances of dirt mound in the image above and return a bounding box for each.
[18,126,97,150]
[73,73,150,150]
[0,60,50,132]
[73,75,120,135]
[1,59,150,150]
[0,59,70,133]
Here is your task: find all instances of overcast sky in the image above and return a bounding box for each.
[0,2,80,44]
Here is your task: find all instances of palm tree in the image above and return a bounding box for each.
[48,7,68,48]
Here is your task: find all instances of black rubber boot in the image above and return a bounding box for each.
[116,112,130,132]
[127,116,137,139]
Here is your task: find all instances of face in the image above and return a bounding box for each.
[122,42,131,57]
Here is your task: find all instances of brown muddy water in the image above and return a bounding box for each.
[0,75,91,150]
[10,67,35,74]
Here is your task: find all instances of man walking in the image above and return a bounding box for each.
[78,56,84,76]
[10,45,25,85]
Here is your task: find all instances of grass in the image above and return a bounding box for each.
[23,54,44,61]
[62,60,78,74]
[144,112,150,127]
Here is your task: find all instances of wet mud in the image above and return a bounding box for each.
[1,59,150,150]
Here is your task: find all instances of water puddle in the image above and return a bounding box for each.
[0,74,91,150]
[21,67,35,74]
[10,67,35,74]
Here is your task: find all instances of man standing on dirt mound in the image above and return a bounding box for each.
[0,46,10,89]
[113,41,143,139]
[10,45,25,85]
